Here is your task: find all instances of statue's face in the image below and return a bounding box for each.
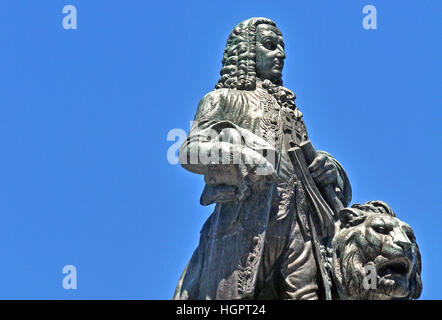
[255,24,285,81]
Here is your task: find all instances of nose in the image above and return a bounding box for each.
[276,45,286,59]
[394,228,412,252]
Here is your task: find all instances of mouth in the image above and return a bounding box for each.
[377,257,411,278]
[373,257,413,298]
[273,60,283,71]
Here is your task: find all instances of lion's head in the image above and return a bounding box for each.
[332,201,422,300]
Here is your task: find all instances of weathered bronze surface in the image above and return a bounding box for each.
[174,17,422,300]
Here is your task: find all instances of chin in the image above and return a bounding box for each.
[268,72,282,82]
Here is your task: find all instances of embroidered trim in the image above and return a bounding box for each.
[237,234,263,297]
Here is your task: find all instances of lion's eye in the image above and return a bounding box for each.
[373,225,390,235]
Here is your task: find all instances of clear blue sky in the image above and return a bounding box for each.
[0,1,440,299]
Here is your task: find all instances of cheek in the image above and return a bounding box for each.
[354,228,369,251]
[256,54,264,66]
[410,244,419,262]
[255,52,266,72]
[364,228,383,257]
[256,50,271,66]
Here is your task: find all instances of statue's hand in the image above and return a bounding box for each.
[200,156,277,206]
[308,153,338,188]
[200,163,250,205]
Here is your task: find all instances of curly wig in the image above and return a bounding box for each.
[215,17,298,112]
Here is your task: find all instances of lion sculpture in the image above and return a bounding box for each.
[331,201,422,300]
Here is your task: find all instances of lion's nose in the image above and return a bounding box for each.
[396,240,411,252]
[394,228,412,252]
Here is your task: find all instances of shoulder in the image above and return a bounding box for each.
[196,88,242,112]
[198,88,230,104]
[193,89,230,120]
[196,88,252,118]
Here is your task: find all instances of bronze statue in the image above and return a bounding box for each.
[173,17,421,300]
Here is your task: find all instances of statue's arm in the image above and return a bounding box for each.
[178,89,229,175]
[179,90,277,176]
[179,90,277,204]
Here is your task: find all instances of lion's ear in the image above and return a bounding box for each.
[339,208,367,228]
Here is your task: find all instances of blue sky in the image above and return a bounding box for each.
[0,1,440,299]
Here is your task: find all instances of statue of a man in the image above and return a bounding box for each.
[174,17,352,300]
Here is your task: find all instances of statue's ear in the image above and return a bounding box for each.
[339,208,367,228]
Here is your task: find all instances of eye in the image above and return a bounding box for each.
[372,225,391,235]
[263,40,277,50]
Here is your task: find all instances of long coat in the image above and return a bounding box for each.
[174,82,351,299]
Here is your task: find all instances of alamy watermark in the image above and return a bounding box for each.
[362,264,377,290]
[62,5,77,30]
[166,121,277,176]
[362,5,377,30]
[62,265,77,290]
